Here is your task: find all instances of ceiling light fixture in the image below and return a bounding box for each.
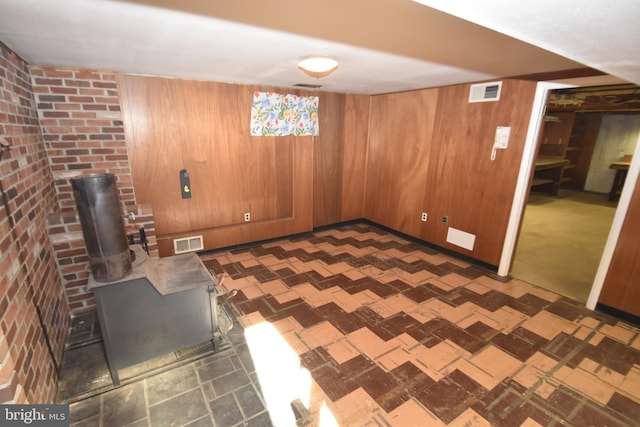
[298,56,338,78]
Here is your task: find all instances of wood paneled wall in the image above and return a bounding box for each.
[119,74,538,266]
[119,75,314,256]
[314,93,369,227]
[365,80,538,266]
[598,182,640,315]
[422,80,538,265]
[365,89,439,236]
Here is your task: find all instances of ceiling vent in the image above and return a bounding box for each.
[468,81,502,103]
[293,83,322,89]
[173,235,204,254]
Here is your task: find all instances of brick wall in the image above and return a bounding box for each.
[29,66,158,314]
[29,66,135,211]
[0,45,69,403]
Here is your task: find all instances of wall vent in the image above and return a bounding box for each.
[446,227,476,251]
[468,81,502,103]
[173,235,204,254]
[294,83,323,89]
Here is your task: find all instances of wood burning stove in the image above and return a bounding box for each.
[72,173,223,385]
[87,246,222,385]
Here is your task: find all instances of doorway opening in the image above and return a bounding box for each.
[511,84,640,303]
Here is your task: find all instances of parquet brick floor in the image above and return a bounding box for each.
[202,223,640,426]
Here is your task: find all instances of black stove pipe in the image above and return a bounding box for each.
[71,173,131,282]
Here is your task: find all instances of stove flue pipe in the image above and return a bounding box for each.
[71,173,132,282]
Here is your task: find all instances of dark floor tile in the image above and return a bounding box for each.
[406,317,449,344]
[58,341,112,402]
[600,355,637,377]
[386,278,413,293]
[379,312,421,337]
[279,304,324,328]
[340,353,376,376]
[196,354,237,382]
[390,361,436,396]
[491,328,546,361]
[69,394,101,423]
[458,265,490,280]
[201,380,216,402]
[282,272,313,287]
[473,290,517,312]
[353,306,383,327]
[299,347,331,372]
[439,262,465,274]
[272,266,298,278]
[545,297,589,321]
[68,311,98,336]
[70,414,100,427]
[233,342,256,373]
[542,332,584,363]
[224,320,250,345]
[220,262,243,278]
[252,268,279,283]
[368,280,403,298]
[211,368,252,396]
[512,293,550,316]
[465,321,499,342]
[432,321,485,353]
[316,273,351,291]
[146,364,200,405]
[403,285,440,303]
[125,418,150,427]
[449,369,485,398]
[345,256,372,268]
[472,385,525,427]
[593,336,640,375]
[184,415,214,427]
[415,376,476,424]
[316,303,365,334]
[149,388,209,427]
[236,297,278,319]
[544,386,582,419]
[569,402,629,427]
[334,251,355,262]
[501,399,556,427]
[209,392,244,427]
[235,384,265,418]
[350,277,396,297]
[102,382,146,426]
[356,365,409,412]
[607,392,640,422]
[310,364,353,401]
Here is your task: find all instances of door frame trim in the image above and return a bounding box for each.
[498,82,571,276]
[586,122,640,309]
[499,81,640,310]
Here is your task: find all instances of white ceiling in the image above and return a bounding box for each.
[0,0,637,94]
[414,0,640,88]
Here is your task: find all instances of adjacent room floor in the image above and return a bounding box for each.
[66,223,640,426]
[512,189,618,302]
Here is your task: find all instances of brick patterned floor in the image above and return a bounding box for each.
[202,223,640,426]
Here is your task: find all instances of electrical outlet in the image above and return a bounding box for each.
[244,212,250,222]
[421,212,428,222]
[442,215,448,224]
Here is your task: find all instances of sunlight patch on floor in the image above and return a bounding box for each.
[244,321,338,426]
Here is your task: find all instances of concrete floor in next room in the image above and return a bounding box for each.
[64,223,640,426]
[512,189,617,303]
